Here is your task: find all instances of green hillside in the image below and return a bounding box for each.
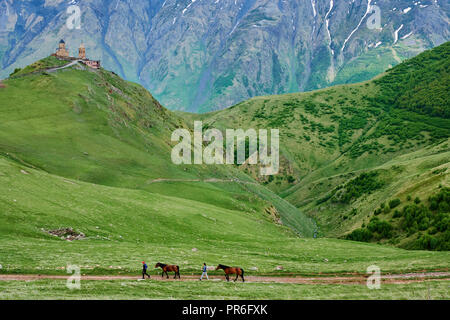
[374,42,449,118]
[193,42,450,249]
[0,58,314,236]
[1,155,448,276]
[0,45,449,300]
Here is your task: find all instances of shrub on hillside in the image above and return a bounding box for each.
[393,210,401,218]
[346,228,373,242]
[374,42,450,118]
[389,198,401,209]
[346,188,449,250]
[333,171,384,204]
[10,68,21,77]
[287,175,295,183]
[367,217,393,239]
[415,231,450,251]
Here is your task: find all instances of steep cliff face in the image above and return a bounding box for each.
[1,0,449,112]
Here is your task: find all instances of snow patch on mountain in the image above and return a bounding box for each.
[394,24,404,44]
[182,0,196,15]
[325,0,334,55]
[311,0,316,17]
[341,0,372,52]
[402,32,413,39]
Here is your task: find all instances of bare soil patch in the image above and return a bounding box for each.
[43,228,85,241]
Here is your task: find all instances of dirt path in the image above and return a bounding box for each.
[146,178,257,185]
[391,47,402,63]
[1,272,449,285]
[46,60,82,73]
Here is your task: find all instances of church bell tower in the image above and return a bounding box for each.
[78,43,86,59]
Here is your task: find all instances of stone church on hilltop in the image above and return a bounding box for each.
[55,39,69,58]
[52,39,100,69]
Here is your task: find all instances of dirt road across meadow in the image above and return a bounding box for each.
[1,272,449,285]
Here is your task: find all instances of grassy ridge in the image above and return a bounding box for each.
[374,41,450,118]
[8,56,69,78]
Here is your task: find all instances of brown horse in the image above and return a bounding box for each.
[216,264,245,282]
[155,262,180,279]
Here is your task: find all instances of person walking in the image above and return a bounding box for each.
[142,261,151,279]
[199,262,209,281]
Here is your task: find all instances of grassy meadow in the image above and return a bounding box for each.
[1,279,449,300]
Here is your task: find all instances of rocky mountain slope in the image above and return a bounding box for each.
[1,0,449,112]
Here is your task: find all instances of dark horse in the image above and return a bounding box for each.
[155,262,180,279]
[216,264,245,282]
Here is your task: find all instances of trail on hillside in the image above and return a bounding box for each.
[46,60,82,73]
[146,178,257,185]
[391,47,402,63]
[1,272,449,285]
